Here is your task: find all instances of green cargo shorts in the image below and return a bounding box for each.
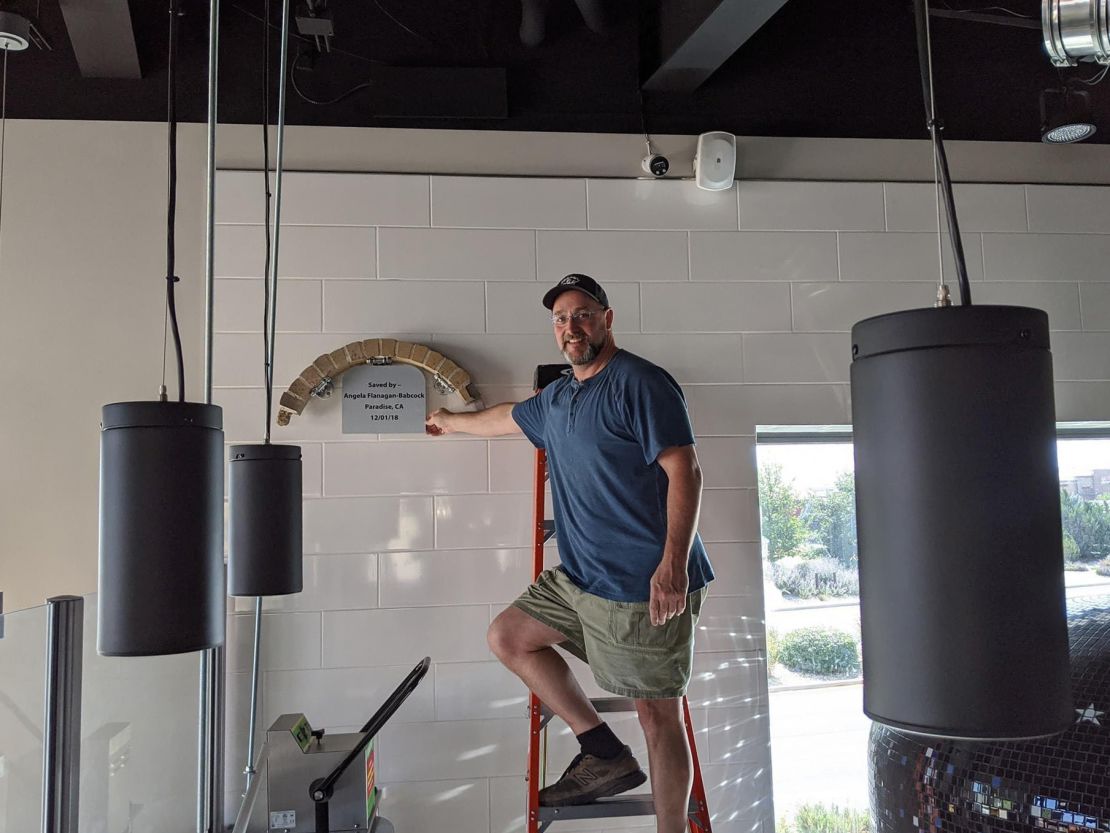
[511,567,707,700]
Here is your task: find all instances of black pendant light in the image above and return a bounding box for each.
[849,0,1071,740]
[98,0,225,657]
[227,0,302,796]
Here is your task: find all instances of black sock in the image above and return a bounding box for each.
[577,722,624,759]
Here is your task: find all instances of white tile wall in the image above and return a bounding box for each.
[884,183,1028,232]
[215,171,1110,831]
[432,176,587,229]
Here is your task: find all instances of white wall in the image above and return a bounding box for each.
[213,171,1110,832]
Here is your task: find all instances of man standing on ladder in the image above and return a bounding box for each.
[426,274,714,833]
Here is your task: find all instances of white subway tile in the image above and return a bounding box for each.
[696,437,757,489]
[233,553,378,613]
[214,278,322,333]
[1027,184,1110,233]
[489,439,537,493]
[885,183,1027,232]
[213,331,430,387]
[323,606,493,667]
[301,442,323,496]
[838,232,984,284]
[379,779,490,833]
[587,179,738,230]
[1048,332,1110,381]
[699,489,759,543]
[432,176,586,228]
[694,595,765,653]
[263,665,434,728]
[487,281,641,334]
[691,232,838,282]
[703,543,765,598]
[325,280,485,333]
[701,762,773,831]
[688,652,768,711]
[1081,283,1110,330]
[433,661,529,721]
[791,282,938,332]
[379,228,536,280]
[434,493,535,549]
[685,384,851,434]
[431,335,562,386]
[379,549,532,607]
[324,440,488,496]
[739,182,884,231]
[618,334,743,383]
[742,333,851,383]
[1055,381,1110,421]
[538,230,690,282]
[226,611,321,673]
[705,704,771,764]
[375,718,527,781]
[641,283,791,333]
[214,386,346,444]
[983,233,1110,281]
[973,282,1082,330]
[215,225,375,278]
[222,172,429,226]
[303,496,434,553]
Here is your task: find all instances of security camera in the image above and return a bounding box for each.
[641,153,669,177]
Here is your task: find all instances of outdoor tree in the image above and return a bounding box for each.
[806,472,858,567]
[759,463,805,561]
[1060,490,1110,560]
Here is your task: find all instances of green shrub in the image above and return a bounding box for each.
[793,803,871,833]
[772,557,859,599]
[1063,533,1081,563]
[1097,557,1110,578]
[779,627,860,677]
[767,627,781,670]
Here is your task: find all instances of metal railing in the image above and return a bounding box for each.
[40,596,82,833]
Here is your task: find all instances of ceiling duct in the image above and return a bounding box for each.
[1043,0,1110,66]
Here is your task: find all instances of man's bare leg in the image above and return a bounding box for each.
[488,606,601,734]
[636,698,692,833]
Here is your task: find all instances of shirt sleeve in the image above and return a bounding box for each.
[624,366,696,465]
[511,392,548,449]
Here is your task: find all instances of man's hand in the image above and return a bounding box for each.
[425,408,456,436]
[649,560,689,626]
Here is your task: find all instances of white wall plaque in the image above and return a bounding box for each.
[341,364,427,434]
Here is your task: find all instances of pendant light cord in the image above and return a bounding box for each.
[913,0,972,306]
[164,0,187,400]
[262,0,274,443]
[0,49,7,272]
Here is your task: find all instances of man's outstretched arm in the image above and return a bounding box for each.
[426,403,523,437]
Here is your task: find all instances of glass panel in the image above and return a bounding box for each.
[0,602,48,833]
[78,593,201,833]
[757,429,1110,833]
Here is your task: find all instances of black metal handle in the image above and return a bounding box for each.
[310,657,432,805]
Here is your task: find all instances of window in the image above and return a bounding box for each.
[757,425,1110,833]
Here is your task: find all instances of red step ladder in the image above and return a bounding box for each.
[523,365,713,833]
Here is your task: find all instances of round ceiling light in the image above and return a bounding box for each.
[0,12,30,51]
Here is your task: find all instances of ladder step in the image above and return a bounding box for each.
[536,794,701,821]
[540,697,637,720]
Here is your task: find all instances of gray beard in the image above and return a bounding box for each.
[562,335,604,365]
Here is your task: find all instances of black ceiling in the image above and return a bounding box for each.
[4,0,1107,144]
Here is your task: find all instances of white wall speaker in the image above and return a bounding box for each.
[694,131,737,191]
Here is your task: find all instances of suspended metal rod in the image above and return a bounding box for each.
[41,596,83,833]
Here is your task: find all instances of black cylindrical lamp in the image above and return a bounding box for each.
[227,444,303,597]
[850,305,1072,739]
[98,401,225,656]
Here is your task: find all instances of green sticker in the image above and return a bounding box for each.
[290,716,312,752]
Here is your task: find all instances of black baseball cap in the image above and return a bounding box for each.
[542,273,609,310]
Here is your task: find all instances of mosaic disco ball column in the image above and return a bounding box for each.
[870,600,1110,833]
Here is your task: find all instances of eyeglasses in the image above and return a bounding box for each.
[551,309,605,327]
